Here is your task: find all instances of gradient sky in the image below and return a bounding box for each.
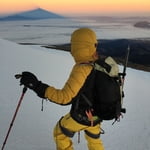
[0,0,150,16]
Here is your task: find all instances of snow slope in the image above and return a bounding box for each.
[0,39,150,150]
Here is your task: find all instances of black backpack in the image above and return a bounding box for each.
[82,57,126,123]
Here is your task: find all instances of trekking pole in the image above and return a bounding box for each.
[1,75,27,150]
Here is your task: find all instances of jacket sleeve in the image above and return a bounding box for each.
[44,64,93,105]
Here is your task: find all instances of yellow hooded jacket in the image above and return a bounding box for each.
[44,28,98,105]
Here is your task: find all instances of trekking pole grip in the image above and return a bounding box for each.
[23,86,27,94]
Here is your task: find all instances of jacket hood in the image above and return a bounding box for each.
[71,28,98,63]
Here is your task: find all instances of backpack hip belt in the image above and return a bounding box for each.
[70,110,101,126]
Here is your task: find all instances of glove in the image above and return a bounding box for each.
[20,72,49,98]
[20,72,39,90]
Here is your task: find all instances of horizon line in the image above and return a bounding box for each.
[0,7,150,17]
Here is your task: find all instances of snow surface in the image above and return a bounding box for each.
[0,38,150,150]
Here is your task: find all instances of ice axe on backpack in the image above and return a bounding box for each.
[111,45,130,125]
[119,45,130,113]
[120,45,130,87]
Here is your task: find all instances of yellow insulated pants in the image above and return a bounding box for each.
[53,113,104,150]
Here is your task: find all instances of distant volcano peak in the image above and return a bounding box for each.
[0,8,65,21]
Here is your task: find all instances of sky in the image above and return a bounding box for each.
[0,0,150,16]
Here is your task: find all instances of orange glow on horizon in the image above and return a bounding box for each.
[0,1,37,15]
[0,0,149,16]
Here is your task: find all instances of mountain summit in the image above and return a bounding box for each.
[0,8,65,21]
